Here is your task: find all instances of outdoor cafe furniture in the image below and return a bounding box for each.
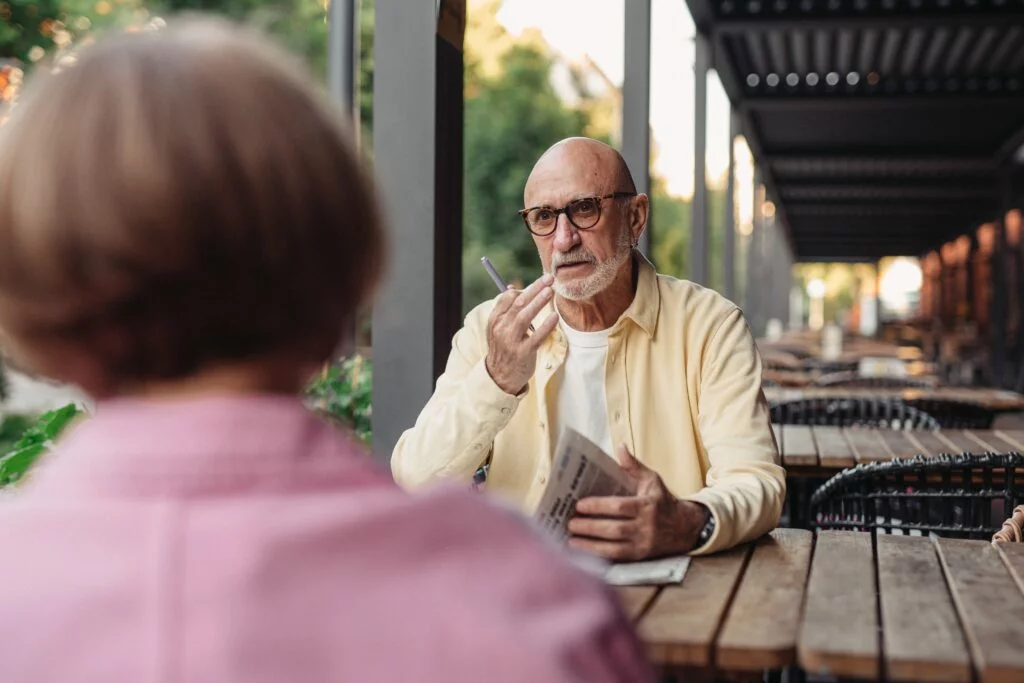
[764,386,1024,415]
[813,371,936,390]
[811,452,1024,540]
[769,396,940,430]
[772,394,1000,430]
[774,425,1024,529]
[621,528,1024,682]
[761,369,814,388]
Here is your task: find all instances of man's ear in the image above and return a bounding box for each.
[631,193,650,245]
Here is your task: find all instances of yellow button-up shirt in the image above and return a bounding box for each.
[392,257,785,554]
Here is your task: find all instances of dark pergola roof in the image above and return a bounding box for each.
[686,0,1024,261]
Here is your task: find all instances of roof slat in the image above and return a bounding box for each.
[879,28,903,75]
[920,27,950,77]
[966,26,999,76]
[985,26,1019,74]
[944,26,975,77]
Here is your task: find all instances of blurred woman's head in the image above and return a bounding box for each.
[0,18,384,397]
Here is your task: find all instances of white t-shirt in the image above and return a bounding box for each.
[552,320,614,456]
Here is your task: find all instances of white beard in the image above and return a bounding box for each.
[551,230,633,301]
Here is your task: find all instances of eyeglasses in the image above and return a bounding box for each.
[517,192,637,237]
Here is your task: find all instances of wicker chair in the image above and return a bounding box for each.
[814,371,934,389]
[811,453,1024,540]
[770,397,940,430]
[901,398,997,430]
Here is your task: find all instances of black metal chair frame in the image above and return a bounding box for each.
[770,397,940,430]
[901,398,998,430]
[811,452,1024,540]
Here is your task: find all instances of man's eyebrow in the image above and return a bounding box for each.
[527,192,601,208]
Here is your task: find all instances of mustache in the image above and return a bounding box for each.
[551,248,597,268]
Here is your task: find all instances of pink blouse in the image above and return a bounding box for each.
[0,396,652,682]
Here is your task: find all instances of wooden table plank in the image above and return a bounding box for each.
[936,430,986,455]
[906,430,955,458]
[877,535,972,682]
[638,544,751,667]
[782,425,818,467]
[813,426,856,469]
[937,538,1024,683]
[716,529,813,672]
[798,531,879,680]
[876,429,924,460]
[617,586,660,623]
[994,430,1024,451]
[844,427,893,463]
[966,430,1018,453]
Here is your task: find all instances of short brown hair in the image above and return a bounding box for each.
[0,18,383,394]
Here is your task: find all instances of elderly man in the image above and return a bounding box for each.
[392,137,784,560]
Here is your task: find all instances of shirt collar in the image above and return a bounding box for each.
[529,251,661,339]
[620,253,661,338]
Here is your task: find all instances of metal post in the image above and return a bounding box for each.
[690,32,710,285]
[328,0,357,117]
[723,110,739,301]
[875,261,883,337]
[372,0,465,461]
[328,0,358,356]
[621,0,652,258]
[746,166,764,334]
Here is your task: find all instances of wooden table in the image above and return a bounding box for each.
[765,387,1024,412]
[619,530,1024,682]
[774,425,1024,475]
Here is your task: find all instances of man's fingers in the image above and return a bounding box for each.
[510,273,554,312]
[518,273,554,301]
[575,496,640,518]
[567,516,635,541]
[490,289,519,318]
[526,312,559,348]
[567,536,637,562]
[516,285,553,329]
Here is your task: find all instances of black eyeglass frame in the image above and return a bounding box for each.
[517,191,637,236]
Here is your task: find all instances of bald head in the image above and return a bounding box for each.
[524,137,636,206]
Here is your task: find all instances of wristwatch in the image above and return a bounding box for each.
[693,507,716,550]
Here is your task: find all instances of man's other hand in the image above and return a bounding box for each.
[567,445,710,561]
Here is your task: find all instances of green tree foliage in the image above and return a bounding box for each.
[0,403,80,486]
[305,355,372,444]
[462,42,590,312]
[0,0,67,62]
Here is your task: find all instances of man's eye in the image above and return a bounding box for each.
[574,199,598,214]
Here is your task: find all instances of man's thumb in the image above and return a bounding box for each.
[615,444,644,473]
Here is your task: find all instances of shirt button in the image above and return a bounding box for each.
[614,411,622,421]
[539,475,547,485]
[474,443,482,450]
[540,422,546,430]
[500,407,510,415]
[545,361,553,370]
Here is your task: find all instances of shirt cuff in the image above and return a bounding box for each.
[468,359,526,426]
[681,493,724,556]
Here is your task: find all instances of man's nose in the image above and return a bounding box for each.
[551,213,580,252]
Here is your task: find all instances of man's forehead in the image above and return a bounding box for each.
[524,151,616,205]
